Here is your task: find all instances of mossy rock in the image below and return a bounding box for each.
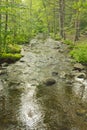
[0,53,22,63]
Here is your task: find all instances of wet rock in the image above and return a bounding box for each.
[54,46,60,49]
[60,71,67,79]
[30,39,38,46]
[59,49,64,53]
[0,79,3,91]
[43,78,56,86]
[74,63,84,71]
[71,70,79,77]
[76,109,86,116]
[0,70,7,75]
[20,58,25,62]
[65,72,74,79]
[52,72,58,76]
[65,80,73,85]
[1,62,8,67]
[8,81,20,87]
[76,73,86,79]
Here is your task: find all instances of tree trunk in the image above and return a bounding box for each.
[4,0,8,46]
[0,1,2,52]
[53,0,57,36]
[42,0,50,33]
[29,0,32,36]
[0,6,2,43]
[11,0,17,42]
[59,0,65,39]
[74,11,80,41]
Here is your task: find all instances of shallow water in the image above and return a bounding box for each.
[0,37,87,130]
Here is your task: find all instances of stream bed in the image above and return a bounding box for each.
[0,36,87,130]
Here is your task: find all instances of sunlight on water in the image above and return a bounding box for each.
[19,83,45,129]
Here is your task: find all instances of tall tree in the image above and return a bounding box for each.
[0,16,1,43]
[59,0,65,39]
[4,0,9,47]
[74,0,81,41]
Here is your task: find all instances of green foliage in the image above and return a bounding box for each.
[70,43,87,63]
[50,33,62,41]
[63,39,73,45]
[63,39,74,49]
[6,44,21,53]
[0,43,22,63]
[0,0,87,64]
[54,34,62,41]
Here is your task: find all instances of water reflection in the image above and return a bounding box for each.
[0,87,22,130]
[36,84,72,130]
[36,82,87,130]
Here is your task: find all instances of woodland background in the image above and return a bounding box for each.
[0,0,87,62]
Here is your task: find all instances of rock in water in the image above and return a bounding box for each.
[76,72,86,79]
[43,78,56,86]
[74,63,84,71]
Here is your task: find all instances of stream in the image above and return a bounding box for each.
[0,35,87,130]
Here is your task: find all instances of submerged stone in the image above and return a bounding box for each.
[43,78,56,86]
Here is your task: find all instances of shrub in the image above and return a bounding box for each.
[6,44,21,53]
[54,34,62,41]
[50,33,62,41]
[63,39,74,49]
[70,43,87,63]
[63,39,73,45]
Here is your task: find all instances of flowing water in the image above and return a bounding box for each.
[0,36,87,130]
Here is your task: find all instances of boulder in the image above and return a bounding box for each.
[76,73,86,79]
[74,63,84,71]
[43,78,56,86]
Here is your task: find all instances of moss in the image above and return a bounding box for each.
[6,44,21,53]
[0,53,22,63]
